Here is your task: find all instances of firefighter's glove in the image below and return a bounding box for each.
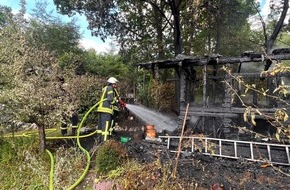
[118,98,126,108]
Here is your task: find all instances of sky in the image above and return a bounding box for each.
[0,0,112,53]
[259,0,270,16]
[0,0,270,53]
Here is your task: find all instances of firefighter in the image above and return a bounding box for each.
[111,87,126,133]
[97,77,119,141]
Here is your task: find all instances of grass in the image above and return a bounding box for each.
[0,137,46,189]
[94,152,187,190]
[0,136,87,189]
[0,136,192,190]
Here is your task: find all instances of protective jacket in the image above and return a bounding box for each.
[113,88,120,112]
[97,85,115,114]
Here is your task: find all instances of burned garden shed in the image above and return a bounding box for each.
[138,50,290,139]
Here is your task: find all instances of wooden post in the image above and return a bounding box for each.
[203,63,207,107]
[202,63,207,132]
[173,103,189,178]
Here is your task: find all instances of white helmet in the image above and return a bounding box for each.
[107,77,119,84]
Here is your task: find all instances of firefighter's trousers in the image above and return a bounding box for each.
[98,112,112,141]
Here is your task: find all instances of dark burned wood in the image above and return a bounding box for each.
[138,51,290,134]
[233,72,290,78]
[231,107,277,113]
[178,112,238,118]
[207,72,290,80]
[178,107,277,121]
[179,107,277,113]
[138,53,290,69]
[180,107,231,113]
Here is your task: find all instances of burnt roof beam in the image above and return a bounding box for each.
[137,53,290,70]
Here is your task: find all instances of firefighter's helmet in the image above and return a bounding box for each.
[107,77,119,84]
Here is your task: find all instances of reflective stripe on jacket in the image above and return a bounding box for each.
[113,88,120,111]
[97,85,115,114]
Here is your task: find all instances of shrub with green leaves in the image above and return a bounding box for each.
[95,140,127,174]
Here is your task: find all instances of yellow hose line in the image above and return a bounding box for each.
[3,99,104,189]
[3,128,101,139]
[3,128,56,138]
[45,149,54,190]
[45,129,102,140]
[3,134,30,138]
[67,100,102,190]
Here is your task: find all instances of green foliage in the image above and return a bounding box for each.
[149,79,176,111]
[276,32,290,48]
[53,0,257,59]
[188,0,257,55]
[0,8,66,147]
[53,146,87,189]
[134,68,176,109]
[0,138,16,163]
[26,1,82,57]
[52,0,261,113]
[95,159,183,190]
[95,140,127,174]
[0,137,39,164]
[83,52,129,78]
[223,64,290,141]
[0,5,12,28]
[0,137,87,189]
[58,51,87,75]
[0,3,123,136]
[27,19,81,57]
[0,138,46,190]
[54,0,119,41]
[135,70,152,106]
[276,32,290,66]
[59,51,77,69]
[57,74,104,125]
[60,49,131,88]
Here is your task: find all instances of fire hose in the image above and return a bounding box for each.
[3,97,127,189]
[2,100,104,189]
[64,100,102,190]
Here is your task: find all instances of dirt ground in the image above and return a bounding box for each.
[108,111,290,190]
[71,109,290,190]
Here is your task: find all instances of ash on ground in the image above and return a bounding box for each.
[111,110,290,190]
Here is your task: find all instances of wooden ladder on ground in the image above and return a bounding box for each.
[159,136,290,166]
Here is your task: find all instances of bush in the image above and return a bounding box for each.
[95,140,127,174]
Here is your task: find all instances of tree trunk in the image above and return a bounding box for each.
[266,0,289,53]
[38,125,46,153]
[153,2,165,60]
[169,0,182,56]
[168,0,183,114]
[214,0,222,54]
[263,0,289,71]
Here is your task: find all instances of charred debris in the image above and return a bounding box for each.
[137,49,290,142]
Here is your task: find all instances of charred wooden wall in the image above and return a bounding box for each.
[138,51,290,138]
